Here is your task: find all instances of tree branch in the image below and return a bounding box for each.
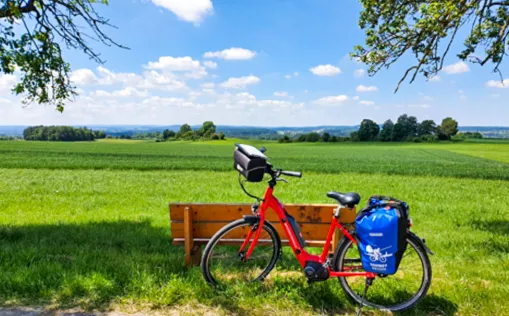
[0,0,36,18]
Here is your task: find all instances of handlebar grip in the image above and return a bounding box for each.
[281,170,302,178]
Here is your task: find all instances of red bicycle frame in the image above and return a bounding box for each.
[239,186,376,278]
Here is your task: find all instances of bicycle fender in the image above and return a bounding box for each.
[242,215,259,224]
[409,231,435,255]
[242,216,279,235]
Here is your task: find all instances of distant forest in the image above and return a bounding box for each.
[23,126,106,141]
[279,115,483,143]
[1,121,507,142]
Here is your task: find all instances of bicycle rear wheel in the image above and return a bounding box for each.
[201,218,281,287]
[333,233,432,312]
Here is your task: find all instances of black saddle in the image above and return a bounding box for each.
[327,191,361,208]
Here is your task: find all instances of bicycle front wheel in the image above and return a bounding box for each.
[333,233,432,312]
[201,218,281,287]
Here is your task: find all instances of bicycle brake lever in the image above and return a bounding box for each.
[277,177,288,183]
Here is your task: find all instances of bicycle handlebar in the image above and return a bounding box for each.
[280,170,302,178]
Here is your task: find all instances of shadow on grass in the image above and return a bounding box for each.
[471,219,509,236]
[0,221,456,315]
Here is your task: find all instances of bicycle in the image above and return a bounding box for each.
[201,145,433,312]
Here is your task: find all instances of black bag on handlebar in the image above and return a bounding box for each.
[234,144,268,182]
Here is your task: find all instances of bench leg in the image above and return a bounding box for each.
[184,206,194,266]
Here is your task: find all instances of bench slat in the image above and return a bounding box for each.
[171,221,336,241]
[169,203,340,223]
[172,238,329,248]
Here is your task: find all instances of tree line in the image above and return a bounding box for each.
[279,115,479,143]
[23,126,106,142]
[166,121,225,141]
[353,115,460,142]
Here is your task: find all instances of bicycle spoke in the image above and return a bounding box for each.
[205,221,278,286]
[336,236,431,311]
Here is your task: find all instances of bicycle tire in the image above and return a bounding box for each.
[201,217,281,287]
[333,233,432,312]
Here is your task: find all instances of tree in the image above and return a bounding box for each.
[219,132,225,140]
[330,135,338,142]
[199,121,216,138]
[418,120,437,136]
[379,119,394,142]
[179,124,192,135]
[438,117,459,140]
[353,1,509,91]
[350,131,360,142]
[0,0,125,112]
[358,119,380,141]
[306,132,321,142]
[322,132,330,142]
[278,135,292,143]
[393,114,418,141]
[162,129,175,140]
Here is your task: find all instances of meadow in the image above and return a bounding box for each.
[0,139,508,315]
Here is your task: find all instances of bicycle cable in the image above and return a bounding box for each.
[239,173,263,202]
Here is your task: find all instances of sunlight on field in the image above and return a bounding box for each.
[0,140,508,315]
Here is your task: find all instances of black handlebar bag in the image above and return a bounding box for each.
[234,144,268,182]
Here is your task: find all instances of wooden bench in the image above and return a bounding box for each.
[169,203,357,266]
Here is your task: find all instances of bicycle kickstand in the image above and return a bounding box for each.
[356,277,374,316]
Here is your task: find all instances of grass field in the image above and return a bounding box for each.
[0,139,508,315]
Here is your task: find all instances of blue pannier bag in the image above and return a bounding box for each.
[355,196,410,275]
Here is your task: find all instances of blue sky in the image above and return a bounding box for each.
[0,0,507,126]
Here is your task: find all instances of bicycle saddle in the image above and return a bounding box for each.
[327,191,361,208]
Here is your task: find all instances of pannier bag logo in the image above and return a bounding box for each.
[366,245,393,263]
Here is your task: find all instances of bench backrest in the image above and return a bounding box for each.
[170,203,356,247]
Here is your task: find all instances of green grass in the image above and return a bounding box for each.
[1,140,509,180]
[0,140,509,315]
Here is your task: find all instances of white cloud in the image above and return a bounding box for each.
[491,93,500,98]
[201,82,215,89]
[204,61,218,69]
[137,71,188,91]
[146,56,204,72]
[0,98,12,104]
[352,96,360,101]
[422,96,434,101]
[359,100,374,105]
[314,95,349,105]
[293,72,299,77]
[144,56,208,80]
[91,87,149,98]
[309,64,341,76]
[408,104,431,109]
[354,69,365,78]
[284,74,292,79]
[97,66,141,85]
[356,85,378,92]
[202,88,216,95]
[429,75,441,82]
[220,75,260,89]
[273,91,293,99]
[71,69,98,85]
[204,48,256,60]
[485,79,509,88]
[443,61,470,74]
[217,92,303,110]
[151,0,213,24]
